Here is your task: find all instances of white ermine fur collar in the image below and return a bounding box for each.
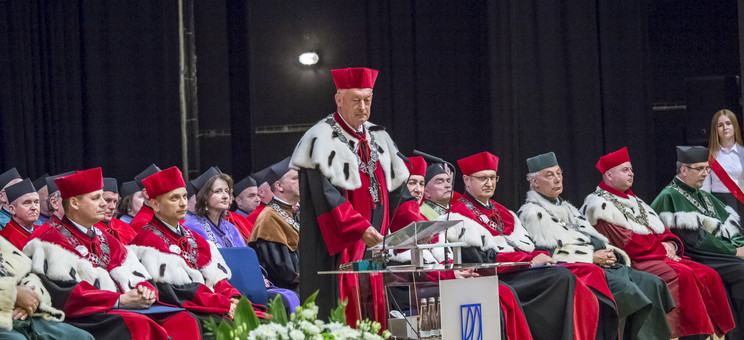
[24,238,151,293]
[438,210,535,253]
[290,113,409,191]
[658,205,742,239]
[518,190,608,249]
[128,241,231,289]
[0,238,63,329]
[581,188,665,235]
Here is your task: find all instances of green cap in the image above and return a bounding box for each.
[526,152,558,173]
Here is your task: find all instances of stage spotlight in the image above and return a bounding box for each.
[299,52,319,66]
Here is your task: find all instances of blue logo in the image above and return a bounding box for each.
[460,303,482,340]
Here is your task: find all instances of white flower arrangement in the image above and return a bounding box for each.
[205,291,391,340]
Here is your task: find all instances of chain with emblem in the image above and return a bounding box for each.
[199,216,233,248]
[594,188,650,225]
[58,225,111,268]
[667,181,717,217]
[143,224,199,268]
[326,117,381,203]
[270,202,300,231]
[459,197,525,250]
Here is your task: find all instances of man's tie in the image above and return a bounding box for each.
[86,228,95,238]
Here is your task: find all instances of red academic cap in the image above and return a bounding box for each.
[142,166,186,199]
[407,156,427,177]
[331,67,378,89]
[457,152,499,175]
[55,168,104,199]
[596,147,630,173]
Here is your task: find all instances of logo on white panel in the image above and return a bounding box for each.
[460,303,482,340]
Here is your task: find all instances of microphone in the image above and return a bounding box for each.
[413,150,448,165]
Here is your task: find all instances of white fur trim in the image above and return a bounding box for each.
[109,246,151,292]
[659,206,743,239]
[581,188,665,235]
[127,245,204,286]
[518,190,608,249]
[0,277,15,330]
[201,241,231,289]
[290,114,409,191]
[439,211,535,253]
[24,238,118,292]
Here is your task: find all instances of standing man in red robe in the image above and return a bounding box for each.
[23,167,201,339]
[0,178,40,249]
[581,147,735,339]
[291,67,425,326]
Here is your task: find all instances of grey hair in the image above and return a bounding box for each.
[676,161,684,175]
[526,172,539,190]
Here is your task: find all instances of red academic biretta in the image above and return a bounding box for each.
[142,166,186,199]
[55,168,104,199]
[596,147,630,173]
[457,152,499,175]
[331,67,378,89]
[407,156,427,177]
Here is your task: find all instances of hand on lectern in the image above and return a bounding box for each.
[362,226,384,246]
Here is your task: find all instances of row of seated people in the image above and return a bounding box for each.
[0,166,275,339]
[394,147,744,340]
[3,144,744,339]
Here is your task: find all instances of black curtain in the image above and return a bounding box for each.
[0,1,181,181]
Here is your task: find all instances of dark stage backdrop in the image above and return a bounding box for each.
[1,1,740,209]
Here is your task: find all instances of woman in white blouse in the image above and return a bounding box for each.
[704,109,744,213]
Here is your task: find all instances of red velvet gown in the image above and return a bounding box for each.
[587,182,735,338]
[127,217,267,318]
[129,204,154,231]
[0,218,35,250]
[226,210,253,244]
[297,112,425,329]
[24,217,201,340]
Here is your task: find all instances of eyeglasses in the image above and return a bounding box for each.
[468,175,499,183]
[684,165,711,173]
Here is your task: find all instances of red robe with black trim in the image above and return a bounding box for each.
[293,112,425,328]
[129,204,154,231]
[96,218,137,245]
[226,210,253,244]
[444,194,609,340]
[23,217,201,340]
[583,181,735,338]
[0,218,37,250]
[127,217,266,318]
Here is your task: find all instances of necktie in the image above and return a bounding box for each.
[86,228,95,238]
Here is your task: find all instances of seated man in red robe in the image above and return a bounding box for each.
[23,167,201,340]
[94,177,136,244]
[128,166,265,325]
[581,147,735,339]
[0,179,41,250]
[129,164,160,231]
[439,151,610,340]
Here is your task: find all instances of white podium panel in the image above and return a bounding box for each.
[439,275,500,340]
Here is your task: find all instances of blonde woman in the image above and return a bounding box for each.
[704,109,744,213]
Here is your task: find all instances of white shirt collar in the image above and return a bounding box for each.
[337,111,365,134]
[161,219,182,235]
[68,218,93,235]
[721,143,740,154]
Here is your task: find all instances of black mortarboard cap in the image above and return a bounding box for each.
[33,173,49,190]
[233,176,258,196]
[120,181,140,198]
[676,146,710,164]
[46,171,74,193]
[425,163,452,184]
[0,168,21,189]
[191,167,222,192]
[186,182,196,197]
[6,178,36,204]
[103,177,119,193]
[134,164,161,189]
[252,166,272,185]
[264,157,292,186]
